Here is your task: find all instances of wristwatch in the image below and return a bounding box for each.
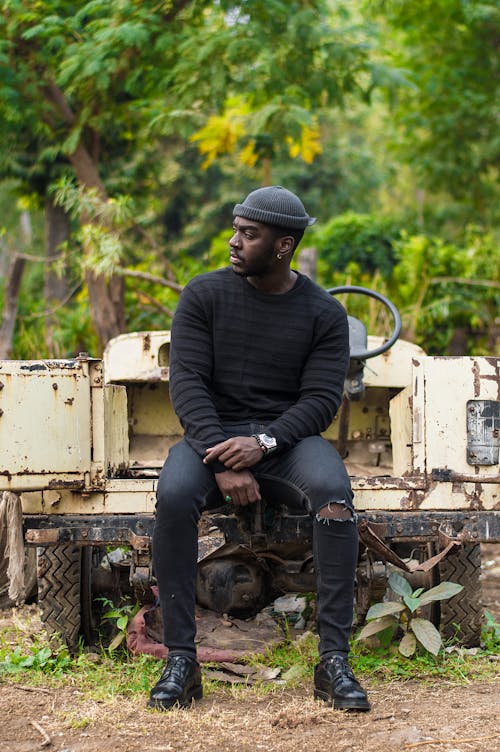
[252,433,277,455]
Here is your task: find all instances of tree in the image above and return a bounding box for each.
[0,0,382,349]
[367,0,500,226]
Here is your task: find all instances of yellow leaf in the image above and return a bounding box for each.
[190,96,250,168]
[240,140,259,167]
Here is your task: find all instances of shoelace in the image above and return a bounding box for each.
[328,656,356,681]
[161,656,192,684]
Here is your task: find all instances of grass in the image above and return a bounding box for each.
[1,605,498,705]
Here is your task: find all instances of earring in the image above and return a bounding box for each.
[277,253,282,260]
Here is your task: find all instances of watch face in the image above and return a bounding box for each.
[261,434,277,449]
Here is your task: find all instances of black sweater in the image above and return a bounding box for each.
[169,267,349,463]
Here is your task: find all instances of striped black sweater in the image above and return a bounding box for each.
[169,267,349,466]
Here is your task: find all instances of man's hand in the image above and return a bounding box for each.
[204,436,263,471]
[214,469,261,506]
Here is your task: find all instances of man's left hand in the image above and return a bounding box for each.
[204,436,263,470]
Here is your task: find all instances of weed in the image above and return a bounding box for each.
[98,596,140,651]
[481,610,500,653]
[0,639,71,676]
[356,573,463,656]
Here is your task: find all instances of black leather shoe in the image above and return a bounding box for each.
[314,655,370,711]
[148,655,203,710]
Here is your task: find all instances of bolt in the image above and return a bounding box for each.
[0,409,3,417]
[52,382,58,390]
[0,381,3,390]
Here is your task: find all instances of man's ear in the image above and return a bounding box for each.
[275,235,295,257]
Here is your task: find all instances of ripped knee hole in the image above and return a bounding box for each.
[317,502,353,522]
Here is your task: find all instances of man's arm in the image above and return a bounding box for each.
[170,284,228,466]
[265,304,349,450]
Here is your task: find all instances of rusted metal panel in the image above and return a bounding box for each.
[0,359,91,490]
[21,479,156,515]
[421,357,499,479]
[103,331,172,383]
[361,337,426,388]
[353,481,498,511]
[24,513,155,548]
[466,399,500,465]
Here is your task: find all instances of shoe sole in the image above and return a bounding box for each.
[147,686,203,711]
[314,688,371,712]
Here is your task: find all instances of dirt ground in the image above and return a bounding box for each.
[1,544,499,752]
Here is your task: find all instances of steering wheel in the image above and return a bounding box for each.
[327,285,402,360]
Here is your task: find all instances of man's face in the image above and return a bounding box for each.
[229,217,280,278]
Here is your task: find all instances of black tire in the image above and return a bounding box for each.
[37,545,82,651]
[439,543,483,647]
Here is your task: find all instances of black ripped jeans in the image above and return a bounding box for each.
[153,426,358,659]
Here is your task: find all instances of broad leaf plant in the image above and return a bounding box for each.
[357,572,463,656]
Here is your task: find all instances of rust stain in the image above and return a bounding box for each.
[143,333,151,353]
[47,478,85,490]
[472,360,481,397]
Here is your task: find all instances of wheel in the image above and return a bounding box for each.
[328,285,402,360]
[439,542,483,647]
[37,544,82,651]
[37,545,132,650]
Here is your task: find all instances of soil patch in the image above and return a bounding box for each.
[1,678,499,752]
[1,542,499,751]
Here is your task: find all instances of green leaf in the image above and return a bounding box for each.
[116,615,128,631]
[418,582,464,606]
[356,615,397,640]
[108,631,125,651]
[410,618,442,655]
[366,601,405,620]
[403,595,421,613]
[398,631,416,657]
[388,571,413,597]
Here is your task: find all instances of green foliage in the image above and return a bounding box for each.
[357,572,464,656]
[0,640,72,676]
[99,596,139,651]
[367,0,500,224]
[481,611,500,654]
[312,211,401,277]
[393,228,500,354]
[1,2,498,357]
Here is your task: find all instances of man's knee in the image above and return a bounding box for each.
[316,501,355,523]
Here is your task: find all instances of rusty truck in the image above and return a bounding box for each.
[0,287,498,650]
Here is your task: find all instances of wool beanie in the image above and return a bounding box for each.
[233,186,316,229]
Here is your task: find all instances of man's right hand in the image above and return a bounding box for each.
[214,469,261,506]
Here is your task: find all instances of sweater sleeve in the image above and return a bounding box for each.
[169,283,228,468]
[265,303,349,452]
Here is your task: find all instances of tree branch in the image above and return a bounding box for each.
[42,81,76,125]
[118,268,183,294]
[430,276,500,290]
[135,289,175,318]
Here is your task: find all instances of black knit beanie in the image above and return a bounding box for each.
[233,186,316,229]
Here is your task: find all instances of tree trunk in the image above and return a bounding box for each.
[67,144,126,350]
[44,199,71,356]
[43,83,126,350]
[85,270,126,345]
[0,255,26,359]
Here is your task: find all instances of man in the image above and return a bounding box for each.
[149,186,370,712]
